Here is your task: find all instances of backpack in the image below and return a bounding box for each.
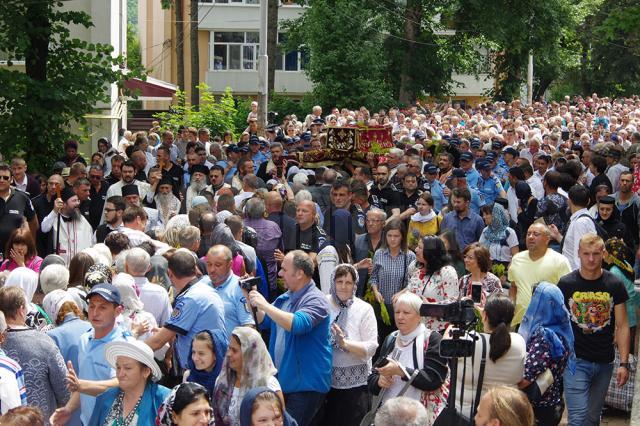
[560,213,609,251]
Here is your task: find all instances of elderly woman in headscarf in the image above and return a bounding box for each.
[212,326,282,426]
[518,282,576,426]
[596,196,631,247]
[147,255,172,290]
[479,203,520,267]
[324,264,378,426]
[604,237,640,351]
[5,267,52,329]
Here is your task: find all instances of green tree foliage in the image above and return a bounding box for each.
[154,84,238,137]
[578,0,640,96]
[455,0,577,100]
[380,0,483,105]
[0,0,130,172]
[284,0,394,111]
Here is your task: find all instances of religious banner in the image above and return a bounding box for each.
[357,125,393,152]
[327,127,357,152]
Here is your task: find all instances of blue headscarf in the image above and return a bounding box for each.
[519,282,576,373]
[187,329,229,394]
[239,387,298,426]
[482,203,508,244]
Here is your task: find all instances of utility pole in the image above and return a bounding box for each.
[257,0,269,133]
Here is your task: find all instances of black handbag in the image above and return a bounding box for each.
[434,334,487,426]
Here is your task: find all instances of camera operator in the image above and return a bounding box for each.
[367,292,448,424]
[445,294,526,417]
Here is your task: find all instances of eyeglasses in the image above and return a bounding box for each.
[89,175,102,180]
[0,176,11,181]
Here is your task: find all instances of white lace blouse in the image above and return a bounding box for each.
[327,296,379,389]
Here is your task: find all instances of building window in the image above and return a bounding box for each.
[212,31,259,70]
[275,33,305,72]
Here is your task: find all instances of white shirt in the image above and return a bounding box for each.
[12,175,28,193]
[606,163,629,193]
[133,276,172,327]
[562,208,597,270]
[506,186,519,223]
[455,332,526,414]
[234,191,254,210]
[327,297,378,389]
[526,175,545,200]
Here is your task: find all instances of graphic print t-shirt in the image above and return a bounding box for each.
[558,269,628,363]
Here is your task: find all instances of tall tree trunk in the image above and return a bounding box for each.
[190,0,199,108]
[25,1,52,160]
[398,0,421,106]
[175,0,185,92]
[267,0,278,99]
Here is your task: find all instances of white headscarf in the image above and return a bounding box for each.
[112,273,144,313]
[6,267,38,302]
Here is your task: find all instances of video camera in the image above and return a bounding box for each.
[420,299,477,358]
[420,298,476,326]
[239,276,261,292]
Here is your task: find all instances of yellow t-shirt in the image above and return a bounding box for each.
[407,216,441,250]
[508,249,572,325]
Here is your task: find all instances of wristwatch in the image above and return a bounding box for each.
[620,362,631,370]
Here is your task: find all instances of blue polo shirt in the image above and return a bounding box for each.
[251,152,268,173]
[78,325,132,425]
[464,168,480,189]
[207,272,254,336]
[425,179,447,212]
[476,174,505,205]
[165,280,226,370]
[440,209,485,250]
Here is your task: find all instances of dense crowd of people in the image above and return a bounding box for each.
[0,94,639,426]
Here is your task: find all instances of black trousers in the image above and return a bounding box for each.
[534,404,563,426]
[321,386,370,426]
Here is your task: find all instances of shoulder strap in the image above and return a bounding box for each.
[472,334,488,415]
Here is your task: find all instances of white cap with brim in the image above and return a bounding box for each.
[105,340,163,382]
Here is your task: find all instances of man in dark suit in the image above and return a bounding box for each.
[11,158,41,198]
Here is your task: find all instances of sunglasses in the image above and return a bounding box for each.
[0,176,11,181]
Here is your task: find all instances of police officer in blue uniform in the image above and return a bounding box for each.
[476,160,507,205]
[422,164,447,213]
[459,152,480,188]
[450,168,484,214]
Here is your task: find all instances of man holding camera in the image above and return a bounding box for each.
[206,244,255,335]
[248,250,332,426]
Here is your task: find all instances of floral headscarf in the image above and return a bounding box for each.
[156,382,213,426]
[482,203,508,244]
[605,237,634,279]
[212,326,277,426]
[84,262,113,289]
[329,264,359,349]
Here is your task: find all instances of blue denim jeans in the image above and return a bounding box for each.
[284,391,326,426]
[563,357,614,426]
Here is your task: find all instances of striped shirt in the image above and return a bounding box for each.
[0,349,27,414]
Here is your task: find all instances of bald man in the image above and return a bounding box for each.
[205,245,254,335]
